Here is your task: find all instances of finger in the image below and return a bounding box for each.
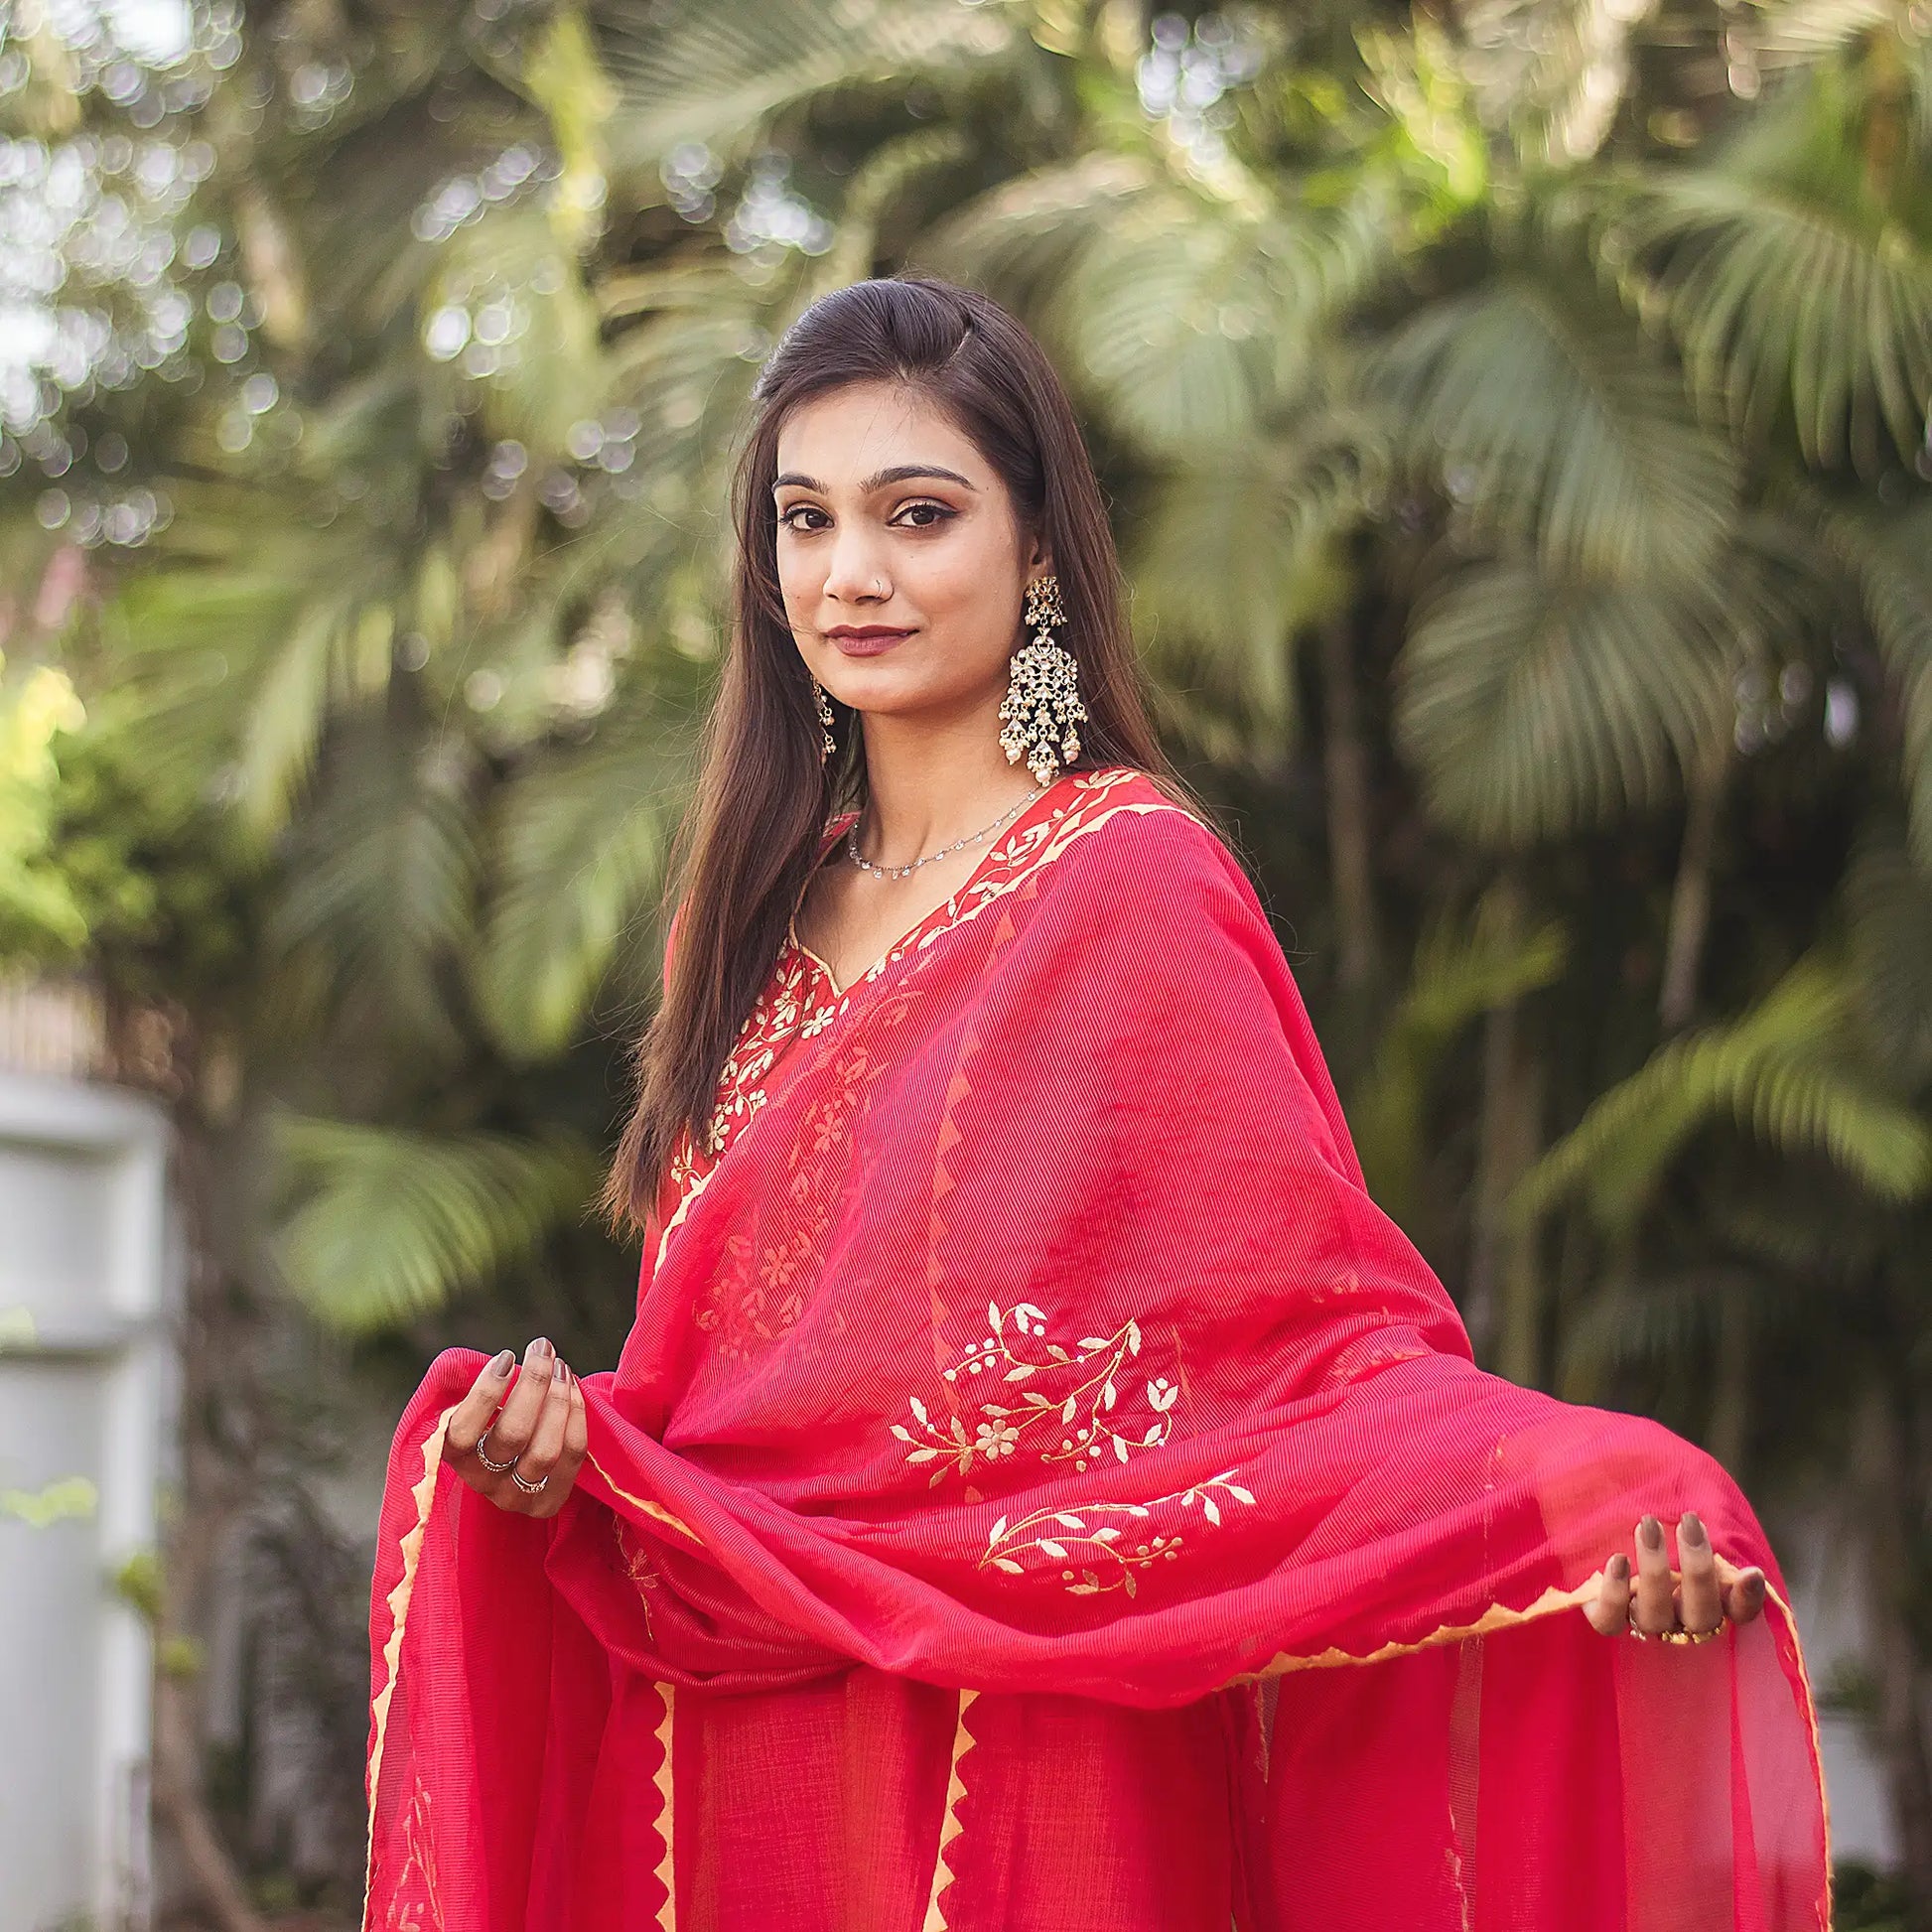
[559,1371,589,1471]
[528,1372,591,1519]
[1585,1552,1632,1635]
[485,1337,557,1461]
[1676,1511,1723,1633]
[1633,1514,1676,1633]
[446,1349,517,1457]
[516,1359,575,1483]
[1725,1565,1768,1626]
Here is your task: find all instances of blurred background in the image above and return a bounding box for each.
[2,0,1929,1924]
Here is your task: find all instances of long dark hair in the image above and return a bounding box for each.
[600,274,1189,1230]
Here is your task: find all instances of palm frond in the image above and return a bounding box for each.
[1124,406,1389,736]
[1508,956,1932,1228]
[1369,273,1740,585]
[1393,559,1740,843]
[1350,892,1570,1210]
[477,720,686,1058]
[598,0,1015,173]
[1593,72,1932,471]
[274,1115,600,1333]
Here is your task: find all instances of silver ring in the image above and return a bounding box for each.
[509,1465,549,1495]
[474,1425,518,1475]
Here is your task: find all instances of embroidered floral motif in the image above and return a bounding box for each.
[894,1302,1180,1482]
[613,1517,661,1638]
[376,1773,447,1931]
[978,1469,1256,1597]
[648,766,1196,1292]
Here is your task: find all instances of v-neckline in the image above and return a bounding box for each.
[787,776,1071,1000]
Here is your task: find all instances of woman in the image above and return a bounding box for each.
[363,277,1830,1931]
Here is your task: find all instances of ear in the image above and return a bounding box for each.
[1025,533,1053,576]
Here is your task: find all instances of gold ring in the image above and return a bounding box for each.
[1628,1621,1725,1644]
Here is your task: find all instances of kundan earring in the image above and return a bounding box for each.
[812,678,837,762]
[999,574,1087,784]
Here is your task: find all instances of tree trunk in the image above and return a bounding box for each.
[1659,738,1728,1033]
[107,1000,270,1932]
[1466,878,1545,1380]
[1318,613,1381,997]
[1859,1378,1932,1897]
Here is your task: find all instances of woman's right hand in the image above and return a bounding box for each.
[445,1337,587,1518]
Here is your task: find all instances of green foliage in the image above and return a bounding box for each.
[273,1115,604,1332]
[1510,956,1932,1229]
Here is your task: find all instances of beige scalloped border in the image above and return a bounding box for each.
[921,1686,979,1932]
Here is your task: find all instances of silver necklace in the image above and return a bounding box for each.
[844,783,1045,881]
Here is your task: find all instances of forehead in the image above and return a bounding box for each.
[774,379,988,482]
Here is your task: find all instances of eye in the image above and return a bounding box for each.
[893,500,955,529]
[777,503,829,532]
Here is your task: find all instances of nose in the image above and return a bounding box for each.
[820,522,893,605]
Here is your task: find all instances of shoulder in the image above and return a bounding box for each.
[1037,766,1255,904]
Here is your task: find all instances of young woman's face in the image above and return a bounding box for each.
[771,378,1049,724]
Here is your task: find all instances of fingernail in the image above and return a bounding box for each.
[1607,1554,1629,1582]
[525,1336,552,1366]
[1638,1515,1662,1550]
[489,1349,515,1375]
[1681,1510,1706,1548]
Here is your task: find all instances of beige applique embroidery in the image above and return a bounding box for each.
[895,1302,1181,1481]
[378,1774,448,1931]
[977,1470,1256,1597]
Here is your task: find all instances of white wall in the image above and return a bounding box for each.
[0,1070,173,1932]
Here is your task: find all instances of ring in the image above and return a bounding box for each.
[1628,1620,1725,1644]
[510,1466,550,1495]
[475,1425,518,1475]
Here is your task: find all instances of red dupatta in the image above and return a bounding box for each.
[363,763,1831,1930]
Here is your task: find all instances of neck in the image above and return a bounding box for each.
[851,703,1047,862]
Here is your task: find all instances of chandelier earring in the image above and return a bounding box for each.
[999,574,1087,784]
[812,678,837,762]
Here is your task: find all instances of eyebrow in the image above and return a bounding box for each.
[771,464,979,494]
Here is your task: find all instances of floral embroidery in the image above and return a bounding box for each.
[613,1517,661,1638]
[648,767,1197,1295]
[978,1469,1256,1597]
[894,1302,1180,1482]
[375,1773,447,1931]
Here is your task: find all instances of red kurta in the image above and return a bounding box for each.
[363,764,1831,1932]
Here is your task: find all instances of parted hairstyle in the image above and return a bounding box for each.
[599,274,1189,1231]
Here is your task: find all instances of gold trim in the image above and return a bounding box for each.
[1230,1557,1832,1931]
[653,1682,677,1931]
[650,767,1193,1282]
[362,1403,457,1919]
[584,1449,705,1546]
[921,1686,979,1932]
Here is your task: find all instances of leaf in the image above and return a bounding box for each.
[987,1515,1009,1546]
[1061,1396,1078,1422]
[1113,1436,1130,1464]
[273,1116,598,1333]
[1004,1364,1036,1381]
[1395,559,1741,844]
[888,1424,910,1442]
[1102,1380,1117,1409]
[1053,1513,1086,1530]
[1092,1526,1122,1543]
[1202,1496,1222,1525]
[1038,1539,1067,1561]
[991,1557,1025,1576]
[908,1395,928,1425]
[905,1449,940,1464]
[1227,1484,1257,1506]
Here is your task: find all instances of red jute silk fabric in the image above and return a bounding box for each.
[363,764,1832,1931]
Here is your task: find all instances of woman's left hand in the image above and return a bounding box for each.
[1585,1510,1768,1640]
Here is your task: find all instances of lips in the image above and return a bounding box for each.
[827,627,914,656]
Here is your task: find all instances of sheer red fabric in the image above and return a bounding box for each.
[362,764,1831,1931]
